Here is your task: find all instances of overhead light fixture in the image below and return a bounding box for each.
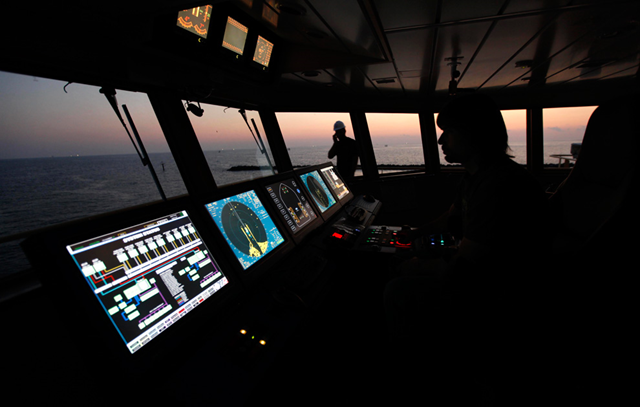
[302,70,321,77]
[373,77,396,84]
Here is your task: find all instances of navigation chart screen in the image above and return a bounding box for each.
[66,210,229,354]
[300,170,336,213]
[265,178,317,234]
[205,190,285,270]
[320,166,349,200]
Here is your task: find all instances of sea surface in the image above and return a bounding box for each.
[0,141,578,277]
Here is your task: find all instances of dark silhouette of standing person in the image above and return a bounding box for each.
[328,120,359,183]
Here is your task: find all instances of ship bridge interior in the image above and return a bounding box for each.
[1,1,638,406]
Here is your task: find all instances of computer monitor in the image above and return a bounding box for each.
[176,5,213,39]
[319,164,353,202]
[297,168,341,220]
[263,176,321,242]
[204,189,286,272]
[221,16,248,55]
[63,209,229,355]
[252,35,274,68]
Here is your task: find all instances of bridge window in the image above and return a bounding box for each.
[502,110,527,164]
[275,112,353,169]
[434,109,527,166]
[0,71,187,278]
[543,106,597,168]
[365,113,424,174]
[186,104,275,186]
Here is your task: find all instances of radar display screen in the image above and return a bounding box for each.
[65,210,229,354]
[222,16,248,55]
[253,36,274,67]
[320,166,349,200]
[299,170,336,213]
[265,178,317,234]
[176,5,213,39]
[205,190,285,270]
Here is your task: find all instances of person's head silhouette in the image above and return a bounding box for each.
[437,94,511,166]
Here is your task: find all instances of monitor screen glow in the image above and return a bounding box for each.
[265,178,317,235]
[65,210,229,354]
[299,170,337,213]
[222,16,248,55]
[177,6,213,39]
[320,166,349,200]
[205,190,285,270]
[253,35,274,67]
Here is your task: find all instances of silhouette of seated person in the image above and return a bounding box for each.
[541,96,638,402]
[383,94,547,400]
[549,97,638,259]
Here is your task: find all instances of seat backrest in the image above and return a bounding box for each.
[549,95,639,255]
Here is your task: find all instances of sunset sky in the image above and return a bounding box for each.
[0,70,595,160]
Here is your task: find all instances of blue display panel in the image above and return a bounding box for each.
[300,170,336,213]
[65,210,229,354]
[205,190,285,270]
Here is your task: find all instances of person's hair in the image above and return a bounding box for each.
[436,93,512,158]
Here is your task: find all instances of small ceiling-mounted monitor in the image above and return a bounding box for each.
[176,5,213,39]
[253,35,274,68]
[222,16,249,55]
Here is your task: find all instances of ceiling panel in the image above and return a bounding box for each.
[596,63,640,80]
[280,71,354,96]
[459,14,557,90]
[494,7,609,90]
[543,12,640,85]
[358,61,402,94]
[373,0,438,30]
[385,27,435,73]
[429,22,494,92]
[257,0,348,54]
[503,0,572,15]
[551,53,640,84]
[324,65,381,94]
[440,0,506,23]
[571,56,640,81]
[308,0,385,59]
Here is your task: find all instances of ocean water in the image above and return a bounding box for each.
[0,142,579,277]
